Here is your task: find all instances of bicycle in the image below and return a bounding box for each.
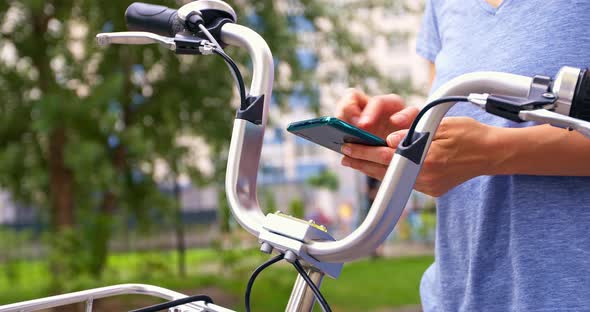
[1,1,589,311]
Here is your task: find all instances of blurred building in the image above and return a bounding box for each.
[0,191,37,229]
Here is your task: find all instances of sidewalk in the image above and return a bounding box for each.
[381,242,434,258]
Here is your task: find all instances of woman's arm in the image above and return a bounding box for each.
[491,124,590,176]
[343,117,590,197]
[428,62,436,88]
[341,60,590,197]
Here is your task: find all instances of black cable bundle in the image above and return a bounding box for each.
[212,48,248,110]
[245,253,285,312]
[292,259,332,312]
[244,253,333,312]
[129,294,214,312]
[403,96,469,146]
[198,23,248,110]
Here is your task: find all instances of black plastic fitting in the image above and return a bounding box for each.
[485,75,555,122]
[125,2,183,37]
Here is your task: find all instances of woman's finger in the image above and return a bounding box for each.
[357,94,405,129]
[389,106,420,130]
[341,156,388,180]
[341,144,395,166]
[335,89,369,125]
[386,129,409,148]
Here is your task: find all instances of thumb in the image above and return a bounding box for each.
[387,130,409,148]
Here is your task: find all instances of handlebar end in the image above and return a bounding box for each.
[125,2,183,37]
[96,34,110,46]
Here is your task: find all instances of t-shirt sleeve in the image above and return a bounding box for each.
[416,0,442,62]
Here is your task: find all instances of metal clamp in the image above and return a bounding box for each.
[258,212,343,279]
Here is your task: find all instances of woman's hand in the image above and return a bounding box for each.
[335,89,419,139]
[341,117,499,197]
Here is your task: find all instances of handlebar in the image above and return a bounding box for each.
[125,2,183,37]
[221,23,273,236]
[125,1,238,37]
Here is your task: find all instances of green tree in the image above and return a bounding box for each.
[0,0,413,291]
[306,170,339,191]
[289,198,305,219]
[0,0,236,288]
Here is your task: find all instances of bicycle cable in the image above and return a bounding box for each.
[403,96,469,147]
[198,24,248,110]
[245,253,285,312]
[129,294,214,312]
[292,259,332,312]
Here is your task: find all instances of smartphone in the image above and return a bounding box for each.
[287,117,387,155]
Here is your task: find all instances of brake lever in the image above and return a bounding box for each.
[519,109,590,138]
[96,31,176,50]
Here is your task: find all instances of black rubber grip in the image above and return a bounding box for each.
[125,2,184,37]
[571,69,590,122]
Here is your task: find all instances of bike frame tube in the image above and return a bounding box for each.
[286,269,324,312]
[306,72,533,262]
[221,23,274,237]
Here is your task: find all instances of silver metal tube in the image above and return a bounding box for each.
[0,284,191,312]
[0,284,235,312]
[307,72,533,262]
[286,270,325,312]
[220,23,275,237]
[552,66,581,117]
[85,298,93,312]
[221,23,273,125]
[95,31,176,50]
[520,109,590,138]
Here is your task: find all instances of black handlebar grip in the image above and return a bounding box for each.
[125,2,184,37]
[571,69,590,122]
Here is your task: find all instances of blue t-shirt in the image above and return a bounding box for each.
[416,1,590,311]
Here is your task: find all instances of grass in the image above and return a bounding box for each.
[243,256,433,312]
[0,248,433,311]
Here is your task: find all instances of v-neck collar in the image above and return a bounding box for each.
[475,0,512,15]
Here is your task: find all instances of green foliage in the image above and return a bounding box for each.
[289,198,305,219]
[45,228,93,291]
[260,187,278,214]
[316,256,431,311]
[0,229,33,284]
[0,248,433,311]
[418,211,436,241]
[217,188,231,234]
[306,170,339,191]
